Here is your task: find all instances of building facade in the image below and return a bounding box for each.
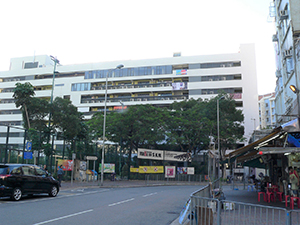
[0,44,259,149]
[271,0,300,124]
[258,92,276,129]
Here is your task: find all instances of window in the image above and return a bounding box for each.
[35,167,46,176]
[11,167,22,175]
[22,166,36,176]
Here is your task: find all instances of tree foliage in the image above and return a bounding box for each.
[13,82,35,128]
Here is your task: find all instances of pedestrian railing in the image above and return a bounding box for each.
[188,180,299,225]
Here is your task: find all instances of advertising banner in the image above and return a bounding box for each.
[164,151,191,162]
[138,166,164,174]
[57,159,73,171]
[176,69,187,75]
[99,163,115,173]
[177,167,187,174]
[138,149,164,161]
[165,166,176,178]
[138,148,191,162]
[187,167,195,175]
[172,82,187,90]
[130,168,139,173]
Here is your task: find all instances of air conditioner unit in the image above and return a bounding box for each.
[222,77,226,80]
[275,70,281,78]
[283,49,292,58]
[209,79,213,81]
[272,34,278,42]
[210,91,214,94]
[279,10,288,20]
[202,91,207,95]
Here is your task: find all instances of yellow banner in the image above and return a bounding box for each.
[130,168,139,173]
[138,166,164,174]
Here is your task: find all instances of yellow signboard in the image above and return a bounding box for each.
[130,168,139,173]
[138,166,164,174]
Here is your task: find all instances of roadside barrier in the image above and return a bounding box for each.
[188,179,299,225]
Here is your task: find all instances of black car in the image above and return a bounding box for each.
[0,164,60,201]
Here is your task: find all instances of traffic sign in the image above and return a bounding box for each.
[24,152,33,159]
[26,141,32,150]
[86,156,98,161]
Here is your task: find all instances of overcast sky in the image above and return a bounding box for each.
[0,0,276,94]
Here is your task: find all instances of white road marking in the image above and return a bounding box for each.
[108,198,135,207]
[143,192,157,197]
[3,189,110,204]
[33,209,93,225]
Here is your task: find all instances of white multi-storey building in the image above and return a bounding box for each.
[0,44,259,149]
[271,0,300,123]
[258,92,276,129]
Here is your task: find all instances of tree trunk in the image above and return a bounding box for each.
[24,104,31,129]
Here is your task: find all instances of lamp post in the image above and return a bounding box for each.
[119,101,124,176]
[48,56,59,171]
[290,85,300,117]
[100,64,124,186]
[217,96,224,179]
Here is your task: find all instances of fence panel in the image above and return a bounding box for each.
[290,210,300,225]
[219,200,288,225]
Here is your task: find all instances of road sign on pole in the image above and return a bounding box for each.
[86,156,98,161]
[26,141,32,150]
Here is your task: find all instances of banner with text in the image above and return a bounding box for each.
[138,149,191,162]
[138,166,164,174]
[138,149,164,160]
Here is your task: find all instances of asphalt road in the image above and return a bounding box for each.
[0,185,202,225]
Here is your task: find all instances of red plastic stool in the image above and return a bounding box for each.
[258,192,266,202]
[266,191,275,202]
[290,196,300,209]
[276,191,283,202]
[285,195,290,207]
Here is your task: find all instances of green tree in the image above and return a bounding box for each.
[165,98,212,154]
[88,104,166,179]
[13,82,35,128]
[51,97,87,159]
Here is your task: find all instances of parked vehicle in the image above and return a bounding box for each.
[0,163,60,201]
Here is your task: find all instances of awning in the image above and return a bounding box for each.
[224,127,283,160]
[259,147,300,154]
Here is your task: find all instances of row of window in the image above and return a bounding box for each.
[0,121,22,126]
[0,61,241,83]
[0,132,24,137]
[84,65,173,79]
[0,110,22,115]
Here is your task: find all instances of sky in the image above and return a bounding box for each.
[0,0,276,94]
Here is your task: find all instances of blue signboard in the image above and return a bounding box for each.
[24,152,33,159]
[26,142,32,150]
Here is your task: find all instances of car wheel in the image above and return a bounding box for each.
[11,187,22,201]
[49,185,58,197]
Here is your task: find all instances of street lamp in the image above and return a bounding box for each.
[290,85,300,117]
[48,56,59,173]
[100,64,124,186]
[217,96,224,179]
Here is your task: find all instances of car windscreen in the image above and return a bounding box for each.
[0,166,9,175]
